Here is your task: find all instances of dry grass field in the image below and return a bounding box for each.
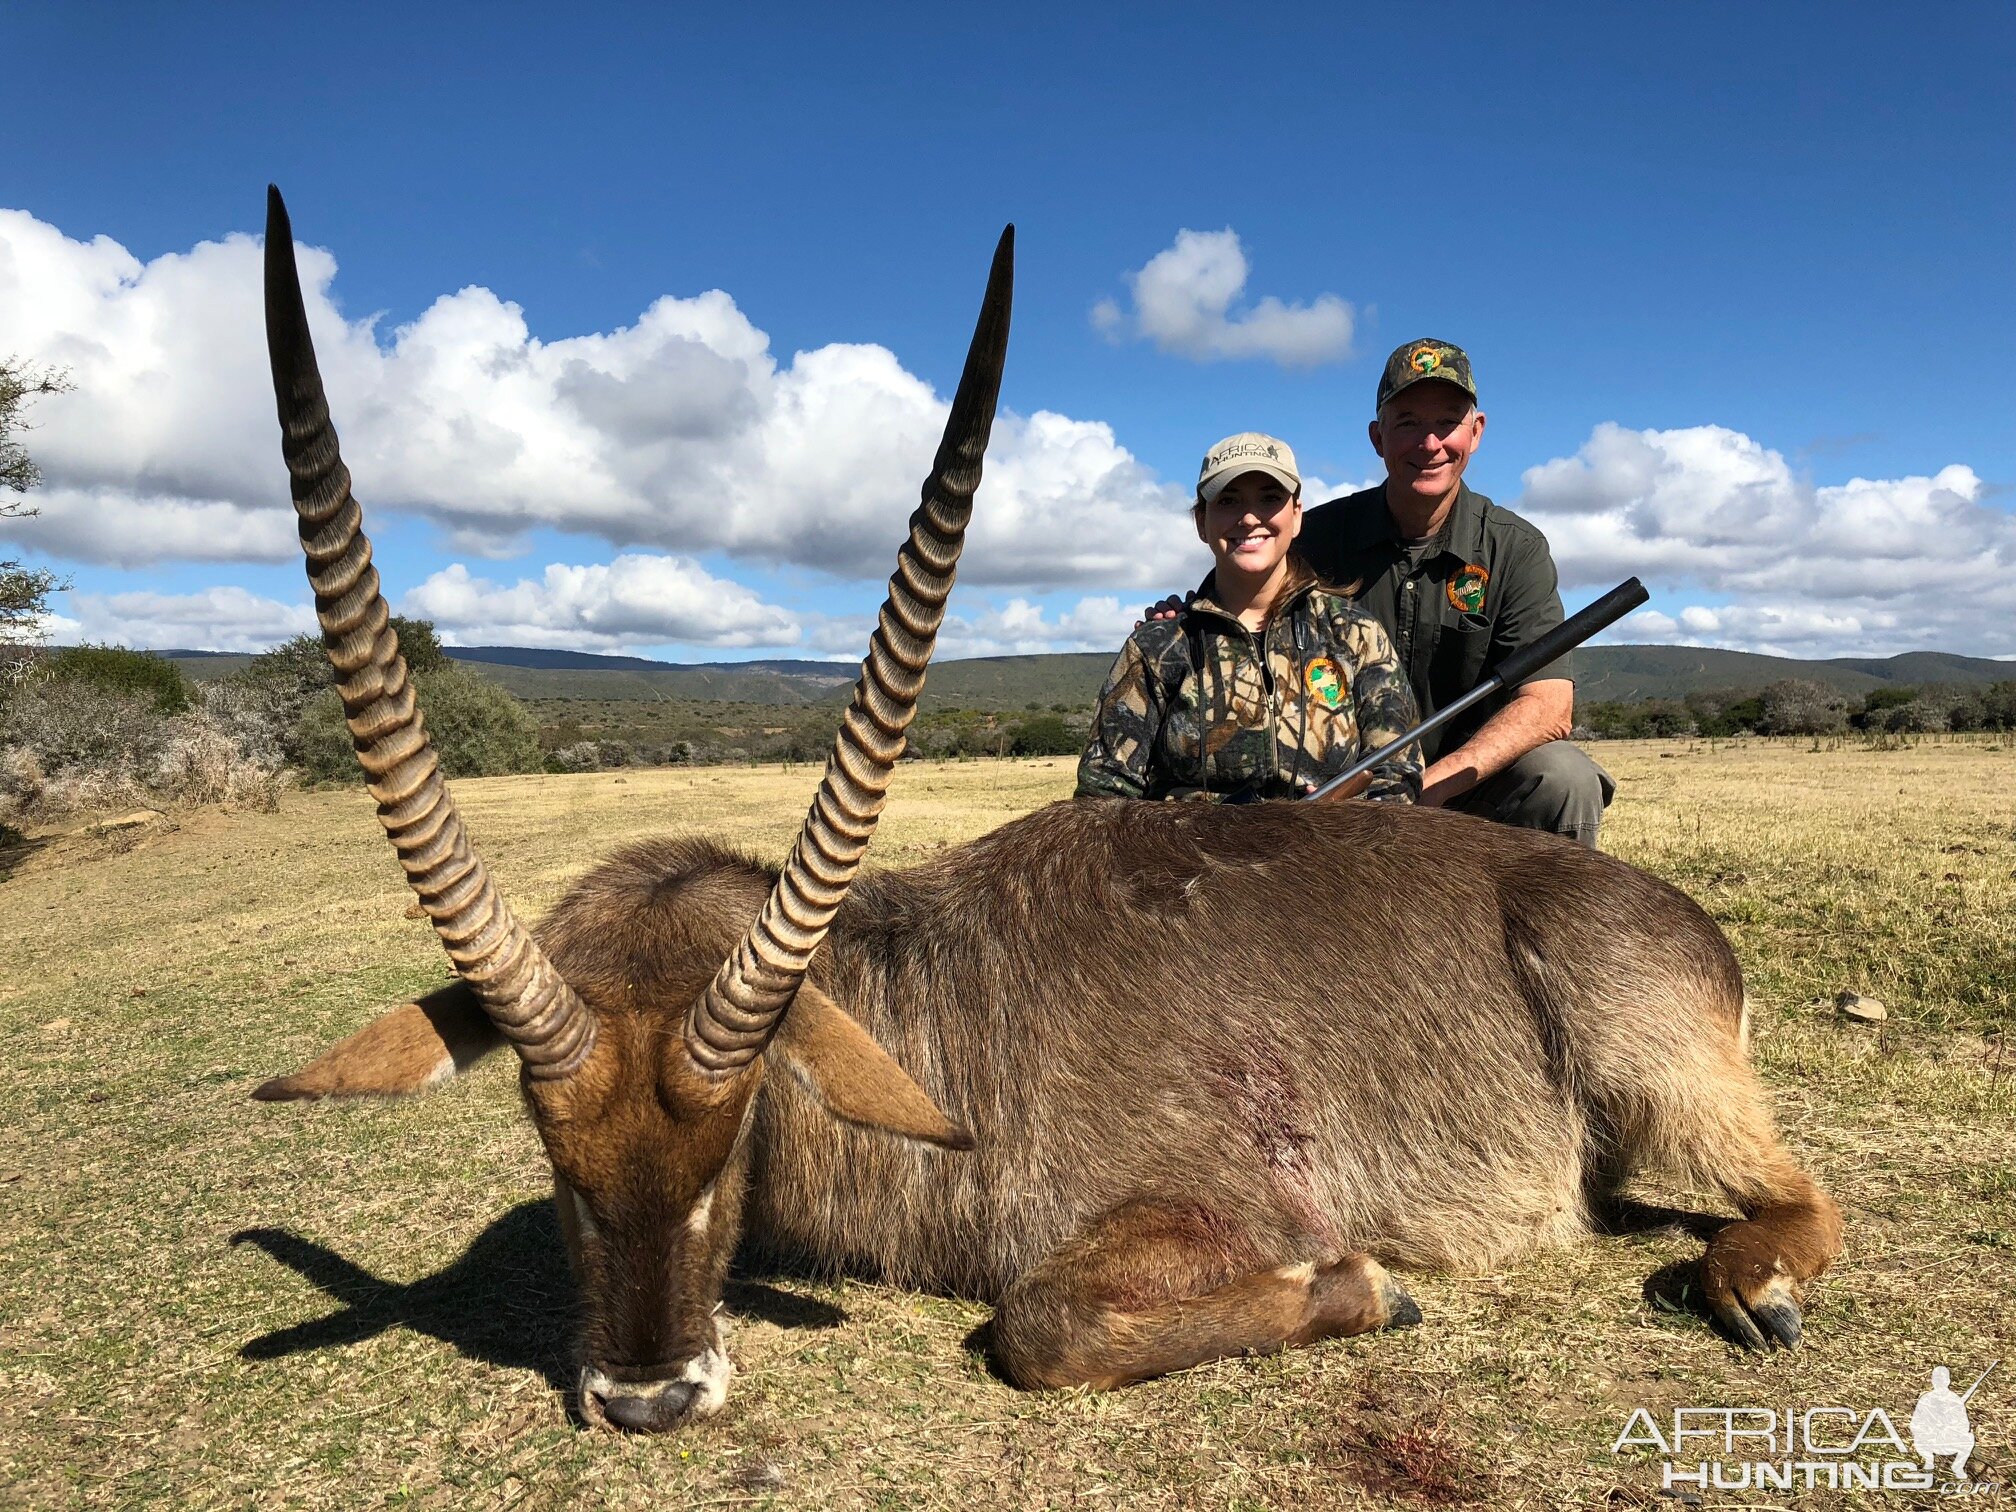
[2,741,2011,1510]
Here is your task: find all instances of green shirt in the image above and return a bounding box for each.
[1298,483,1569,763]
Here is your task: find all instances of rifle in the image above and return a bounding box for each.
[1960,1359,2000,1404]
[1305,576,1651,804]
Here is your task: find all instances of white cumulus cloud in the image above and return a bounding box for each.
[0,206,1199,589]
[1092,228,1355,367]
[49,585,317,652]
[402,554,801,651]
[15,487,295,568]
[1518,422,2016,657]
[938,595,1143,659]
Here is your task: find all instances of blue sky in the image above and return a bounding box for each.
[3,2,2012,661]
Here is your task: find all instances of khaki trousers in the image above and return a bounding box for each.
[1450,740,1616,849]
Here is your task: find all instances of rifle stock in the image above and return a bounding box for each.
[1309,770,1373,805]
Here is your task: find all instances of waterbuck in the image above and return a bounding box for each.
[251,187,1841,1433]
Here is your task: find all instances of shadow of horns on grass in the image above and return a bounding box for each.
[232,1200,846,1391]
[232,1200,580,1389]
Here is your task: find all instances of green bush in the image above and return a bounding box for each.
[1712,695,1765,736]
[1854,685,1918,728]
[955,723,1011,758]
[387,616,449,675]
[286,689,355,784]
[1760,679,1850,737]
[239,618,536,784]
[45,644,190,713]
[1010,715,1080,757]
[0,676,287,822]
[1,678,174,777]
[385,659,541,779]
[290,660,543,784]
[1580,700,1693,739]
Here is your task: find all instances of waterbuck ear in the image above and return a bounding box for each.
[252,981,504,1101]
[770,983,974,1150]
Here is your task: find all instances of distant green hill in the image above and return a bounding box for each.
[1572,646,2014,702]
[156,642,2012,710]
[1571,647,1886,702]
[439,651,1116,710]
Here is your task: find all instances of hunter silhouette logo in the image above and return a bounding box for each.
[1912,1361,1996,1483]
[1612,1356,2001,1495]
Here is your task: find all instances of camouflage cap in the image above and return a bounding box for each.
[1196,432,1300,505]
[1376,339,1477,412]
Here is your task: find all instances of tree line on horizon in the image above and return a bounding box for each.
[1576,679,2016,740]
[0,631,1095,837]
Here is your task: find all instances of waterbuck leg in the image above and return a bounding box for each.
[989,1200,1420,1391]
[1624,1038,1843,1350]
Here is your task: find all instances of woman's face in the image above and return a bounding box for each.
[1198,472,1302,580]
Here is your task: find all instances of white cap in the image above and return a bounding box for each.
[1196,432,1300,505]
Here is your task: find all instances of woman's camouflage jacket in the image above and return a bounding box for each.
[1074,576,1423,803]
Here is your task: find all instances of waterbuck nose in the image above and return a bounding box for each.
[599,1380,698,1433]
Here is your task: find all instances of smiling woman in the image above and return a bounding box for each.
[1075,433,1425,804]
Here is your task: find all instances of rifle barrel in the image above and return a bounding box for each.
[1304,576,1650,804]
[1960,1358,1999,1403]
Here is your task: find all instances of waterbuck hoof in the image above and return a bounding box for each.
[1752,1296,1804,1350]
[1716,1302,1769,1351]
[1300,1256,1423,1342]
[1744,1276,1804,1350]
[1379,1277,1423,1331]
[1714,1277,1803,1352]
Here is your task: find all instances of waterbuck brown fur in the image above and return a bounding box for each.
[251,188,1840,1433]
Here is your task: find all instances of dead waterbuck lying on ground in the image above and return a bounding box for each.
[251,187,1841,1433]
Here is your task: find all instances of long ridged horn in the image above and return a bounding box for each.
[263,185,595,1080]
[687,227,1014,1073]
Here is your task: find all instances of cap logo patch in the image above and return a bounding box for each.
[1447,564,1489,615]
[1409,346,1442,375]
[1304,657,1343,709]
[1206,439,1282,470]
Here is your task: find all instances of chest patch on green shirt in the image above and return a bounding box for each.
[1447,563,1489,614]
[1304,657,1343,708]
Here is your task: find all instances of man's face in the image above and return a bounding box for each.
[1368,381,1486,506]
